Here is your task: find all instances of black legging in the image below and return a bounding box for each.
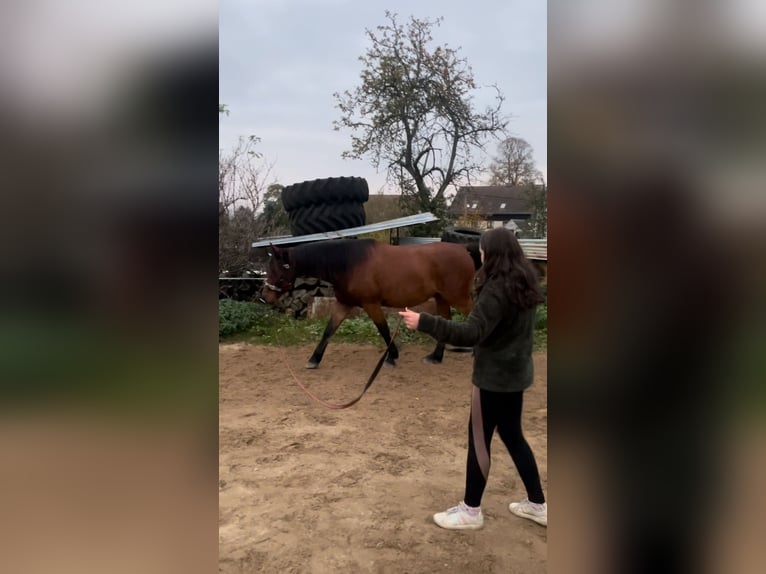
[464,386,545,507]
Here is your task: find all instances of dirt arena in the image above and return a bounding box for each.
[219,342,547,573]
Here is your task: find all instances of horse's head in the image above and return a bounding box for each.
[261,244,296,305]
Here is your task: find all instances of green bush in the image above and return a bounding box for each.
[535,304,547,330]
[534,304,547,351]
[219,299,264,337]
[219,300,549,351]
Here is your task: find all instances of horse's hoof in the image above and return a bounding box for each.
[422,356,443,365]
[305,361,319,370]
[383,359,397,368]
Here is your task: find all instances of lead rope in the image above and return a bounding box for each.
[283,316,403,410]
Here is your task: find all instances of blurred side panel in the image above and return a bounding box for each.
[0,1,218,573]
[549,1,766,573]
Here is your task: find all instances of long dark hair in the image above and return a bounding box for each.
[474,228,544,309]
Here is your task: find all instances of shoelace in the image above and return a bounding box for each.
[520,500,545,513]
[446,503,480,518]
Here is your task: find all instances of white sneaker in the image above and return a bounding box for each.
[433,501,484,530]
[509,499,547,526]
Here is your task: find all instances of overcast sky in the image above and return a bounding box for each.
[219,0,546,195]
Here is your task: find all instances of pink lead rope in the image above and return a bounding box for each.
[283,317,403,410]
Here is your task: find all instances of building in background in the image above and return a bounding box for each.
[447,185,538,235]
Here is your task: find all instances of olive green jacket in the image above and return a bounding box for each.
[417,278,536,392]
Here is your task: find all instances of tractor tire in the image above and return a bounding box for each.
[288,202,366,236]
[282,177,369,211]
[441,226,483,244]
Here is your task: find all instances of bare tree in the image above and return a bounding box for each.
[334,12,507,233]
[488,136,540,186]
[218,135,276,274]
[218,135,274,215]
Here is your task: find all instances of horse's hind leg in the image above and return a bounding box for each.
[423,295,451,364]
[362,303,399,367]
[306,301,353,369]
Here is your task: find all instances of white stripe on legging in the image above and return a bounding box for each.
[471,386,490,480]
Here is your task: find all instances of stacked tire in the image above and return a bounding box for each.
[440,226,483,244]
[281,177,369,236]
[441,226,483,270]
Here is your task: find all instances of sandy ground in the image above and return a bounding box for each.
[219,342,547,573]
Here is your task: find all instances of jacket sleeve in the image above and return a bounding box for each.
[417,283,505,347]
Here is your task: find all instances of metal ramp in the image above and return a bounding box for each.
[251,212,439,248]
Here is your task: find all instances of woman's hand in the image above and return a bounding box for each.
[398,307,421,330]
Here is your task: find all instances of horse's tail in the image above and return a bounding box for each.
[466,241,482,270]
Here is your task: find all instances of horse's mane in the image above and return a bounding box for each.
[465,242,483,271]
[289,239,376,283]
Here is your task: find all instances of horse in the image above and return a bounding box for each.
[261,238,478,369]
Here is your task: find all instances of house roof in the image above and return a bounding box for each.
[448,185,532,217]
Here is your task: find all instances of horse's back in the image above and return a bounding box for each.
[374,241,475,297]
[336,241,475,309]
[404,241,475,272]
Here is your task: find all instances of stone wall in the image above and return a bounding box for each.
[276,277,335,318]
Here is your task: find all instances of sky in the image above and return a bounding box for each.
[219,0,546,196]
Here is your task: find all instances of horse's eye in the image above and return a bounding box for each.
[283,264,290,269]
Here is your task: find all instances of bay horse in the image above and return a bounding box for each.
[261,239,478,369]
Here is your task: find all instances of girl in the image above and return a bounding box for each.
[398,227,547,529]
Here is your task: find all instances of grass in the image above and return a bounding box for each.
[221,303,433,346]
[220,300,547,351]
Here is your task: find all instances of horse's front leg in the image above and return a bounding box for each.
[362,303,399,367]
[423,295,451,364]
[306,301,353,369]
